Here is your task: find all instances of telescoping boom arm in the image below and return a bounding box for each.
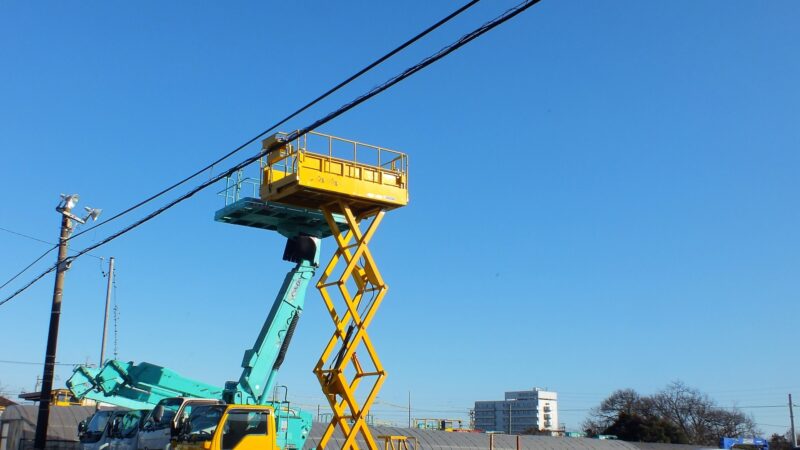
[67,361,223,410]
[67,236,319,409]
[224,235,320,404]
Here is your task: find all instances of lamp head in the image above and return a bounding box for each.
[55,194,101,225]
[57,194,80,212]
[83,207,102,222]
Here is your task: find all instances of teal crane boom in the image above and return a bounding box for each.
[66,236,319,449]
[67,198,345,450]
[67,201,337,409]
[66,238,319,410]
[67,361,223,410]
[225,235,320,405]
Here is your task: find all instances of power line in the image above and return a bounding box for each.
[0,0,543,307]
[65,0,481,244]
[722,405,786,409]
[0,1,479,296]
[0,246,57,292]
[757,423,791,428]
[0,359,81,367]
[0,225,104,260]
[0,226,104,294]
[709,387,800,393]
[0,227,54,246]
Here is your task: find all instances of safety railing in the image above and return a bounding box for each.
[378,435,419,450]
[317,412,376,426]
[219,130,407,207]
[266,130,408,188]
[217,171,261,206]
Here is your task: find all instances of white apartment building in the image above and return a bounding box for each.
[474,388,558,434]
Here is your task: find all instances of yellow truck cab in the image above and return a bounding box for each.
[174,404,278,450]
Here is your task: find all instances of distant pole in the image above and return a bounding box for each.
[99,257,115,367]
[790,393,796,447]
[408,391,411,428]
[508,402,512,434]
[33,212,73,450]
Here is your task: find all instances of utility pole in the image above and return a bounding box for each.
[408,391,411,428]
[99,257,115,366]
[508,402,512,434]
[33,208,73,450]
[34,194,101,450]
[790,393,796,447]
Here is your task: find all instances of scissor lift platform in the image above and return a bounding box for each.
[257,131,409,450]
[214,197,346,238]
[260,131,408,217]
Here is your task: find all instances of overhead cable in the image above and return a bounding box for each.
[0,227,56,246]
[0,247,57,292]
[0,226,104,260]
[0,359,82,366]
[0,0,543,308]
[0,226,105,293]
[0,0,480,294]
[66,0,481,243]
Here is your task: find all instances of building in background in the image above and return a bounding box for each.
[0,396,17,418]
[0,404,95,450]
[17,389,90,406]
[474,388,558,434]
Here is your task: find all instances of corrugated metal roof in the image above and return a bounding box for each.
[0,405,95,442]
[0,396,17,408]
[302,423,715,450]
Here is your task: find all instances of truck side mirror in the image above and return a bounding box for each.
[152,405,164,424]
[111,417,122,438]
[174,413,188,436]
[78,420,88,436]
[180,418,192,438]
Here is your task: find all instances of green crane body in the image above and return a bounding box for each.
[67,199,345,450]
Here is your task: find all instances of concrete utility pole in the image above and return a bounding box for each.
[508,402,512,434]
[790,393,796,447]
[408,391,411,428]
[99,257,115,366]
[33,207,74,450]
[34,194,101,450]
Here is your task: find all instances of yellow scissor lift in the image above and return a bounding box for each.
[261,131,409,450]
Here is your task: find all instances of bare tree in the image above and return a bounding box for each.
[585,381,758,445]
[768,431,795,450]
[584,389,648,433]
[651,381,757,446]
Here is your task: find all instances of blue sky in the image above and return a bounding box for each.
[1,0,798,433]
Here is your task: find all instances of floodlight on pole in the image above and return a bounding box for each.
[56,194,80,212]
[34,193,101,450]
[85,207,102,222]
[56,196,102,225]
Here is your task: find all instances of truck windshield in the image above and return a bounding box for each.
[186,405,225,441]
[119,411,146,438]
[158,398,184,424]
[81,411,112,443]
